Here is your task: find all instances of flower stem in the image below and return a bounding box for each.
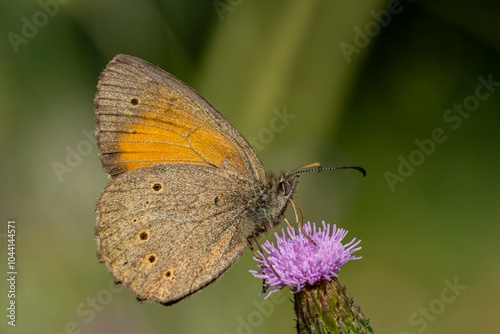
[294,278,373,334]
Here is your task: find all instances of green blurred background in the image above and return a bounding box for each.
[1,0,499,333]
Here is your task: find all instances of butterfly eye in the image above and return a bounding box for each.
[277,180,288,195]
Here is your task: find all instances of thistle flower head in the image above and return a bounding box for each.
[250,221,361,298]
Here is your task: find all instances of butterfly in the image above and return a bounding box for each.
[94,54,299,305]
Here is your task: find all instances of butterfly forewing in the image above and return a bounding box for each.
[95,54,265,182]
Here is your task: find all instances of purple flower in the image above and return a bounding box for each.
[250,221,362,298]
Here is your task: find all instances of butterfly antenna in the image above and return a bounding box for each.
[286,162,322,177]
[288,165,367,179]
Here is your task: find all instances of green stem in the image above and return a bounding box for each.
[294,278,374,334]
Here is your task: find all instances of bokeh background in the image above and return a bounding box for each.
[1,0,499,333]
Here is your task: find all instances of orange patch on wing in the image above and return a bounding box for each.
[189,128,248,174]
[112,86,250,176]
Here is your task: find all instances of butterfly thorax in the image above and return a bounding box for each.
[247,173,299,235]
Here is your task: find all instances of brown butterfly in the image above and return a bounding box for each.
[94,54,299,305]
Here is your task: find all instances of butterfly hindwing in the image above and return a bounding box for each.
[95,163,258,304]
